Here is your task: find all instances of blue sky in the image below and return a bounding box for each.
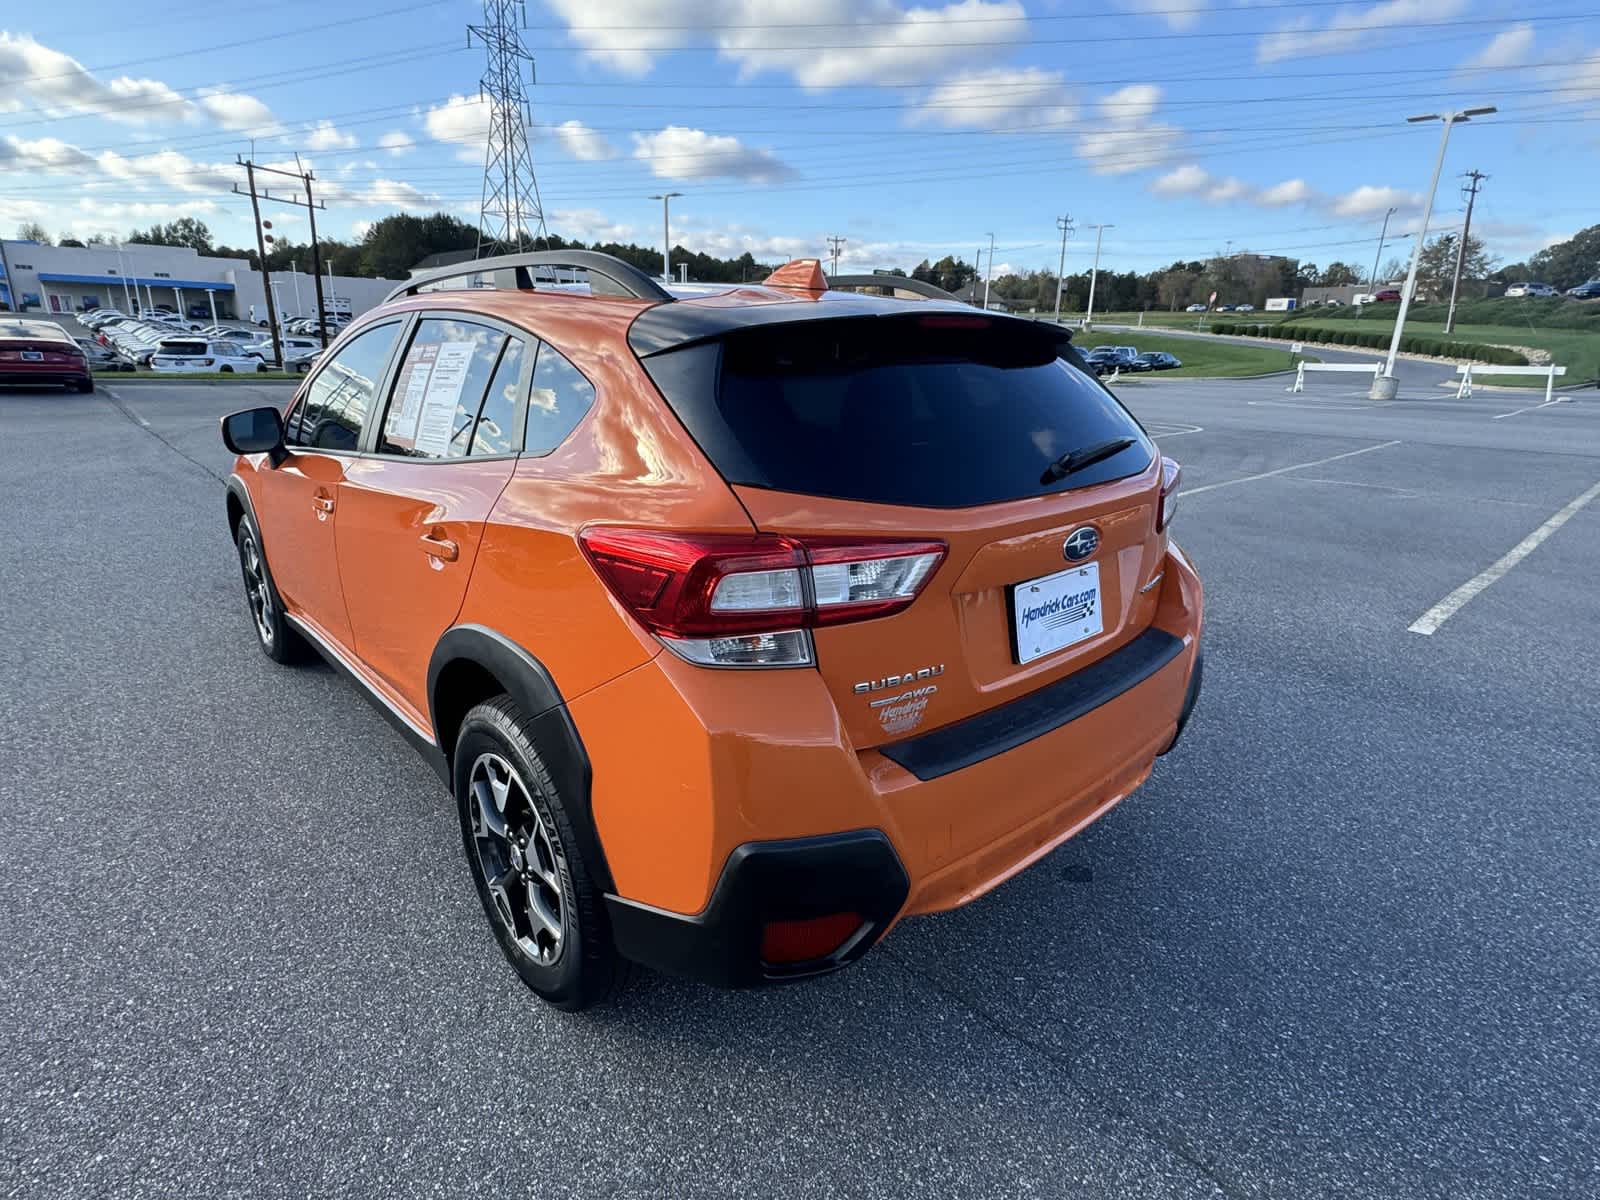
[2,0,1596,278]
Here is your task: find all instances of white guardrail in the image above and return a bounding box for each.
[1288,361,1381,393]
[1455,363,1567,403]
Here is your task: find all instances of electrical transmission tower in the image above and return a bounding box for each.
[468,0,547,257]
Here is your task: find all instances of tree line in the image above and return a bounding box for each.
[15,215,1598,302]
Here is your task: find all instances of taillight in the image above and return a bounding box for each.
[1158,456,1181,532]
[201,358,215,366]
[578,528,946,668]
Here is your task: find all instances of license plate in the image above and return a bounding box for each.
[21,350,43,361]
[1011,562,1102,664]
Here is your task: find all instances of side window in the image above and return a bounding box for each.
[284,323,400,452]
[378,317,508,459]
[471,338,526,457]
[524,342,595,456]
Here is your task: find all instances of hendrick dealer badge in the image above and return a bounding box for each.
[1012,562,1102,664]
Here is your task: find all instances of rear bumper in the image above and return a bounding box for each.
[0,369,89,386]
[578,545,1203,985]
[605,830,909,988]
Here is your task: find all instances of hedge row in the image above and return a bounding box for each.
[1210,322,1528,366]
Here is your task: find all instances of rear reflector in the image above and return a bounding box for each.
[579,528,946,666]
[760,912,863,964]
[1158,456,1182,532]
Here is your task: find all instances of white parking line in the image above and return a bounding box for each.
[1178,440,1401,498]
[1408,479,1600,636]
[1144,422,1205,438]
[1490,397,1568,420]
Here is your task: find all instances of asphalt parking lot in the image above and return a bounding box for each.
[2,371,1596,1199]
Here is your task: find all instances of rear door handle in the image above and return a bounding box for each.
[419,532,459,562]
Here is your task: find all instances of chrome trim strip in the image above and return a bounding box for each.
[1138,572,1165,595]
[283,613,437,746]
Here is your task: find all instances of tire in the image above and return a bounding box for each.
[234,513,305,664]
[74,378,94,394]
[454,696,626,1011]
[220,366,233,374]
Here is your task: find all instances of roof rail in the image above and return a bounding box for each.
[827,275,963,302]
[385,249,674,306]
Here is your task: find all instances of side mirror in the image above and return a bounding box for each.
[221,405,287,467]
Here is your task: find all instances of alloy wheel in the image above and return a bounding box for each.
[468,752,565,965]
[238,531,274,647]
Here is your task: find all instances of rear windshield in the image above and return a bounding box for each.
[645,315,1151,508]
[160,341,208,355]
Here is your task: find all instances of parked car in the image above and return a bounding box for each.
[74,337,138,372]
[1134,351,1182,371]
[151,338,269,373]
[0,318,93,392]
[1370,289,1402,302]
[1564,280,1600,299]
[1503,282,1557,298]
[216,250,1203,1011]
[1215,304,1235,312]
[1235,304,1256,312]
[1084,346,1142,375]
[1325,299,1344,308]
[242,335,322,363]
[1184,303,1207,312]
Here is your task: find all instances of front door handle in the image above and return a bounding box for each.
[419,531,459,562]
[312,490,335,517]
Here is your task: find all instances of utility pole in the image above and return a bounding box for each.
[1445,170,1486,334]
[236,155,332,350]
[982,232,995,310]
[1372,105,1495,399]
[826,235,846,276]
[1085,223,1114,327]
[650,192,681,284]
[1054,214,1074,324]
[234,159,282,370]
[1370,206,1396,294]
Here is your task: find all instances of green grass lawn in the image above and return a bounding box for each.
[1070,329,1306,378]
[101,371,299,383]
[1274,316,1596,387]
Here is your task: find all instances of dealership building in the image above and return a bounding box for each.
[0,239,401,322]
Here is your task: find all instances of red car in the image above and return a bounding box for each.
[0,318,93,392]
[1370,289,1402,303]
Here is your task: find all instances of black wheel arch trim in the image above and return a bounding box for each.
[427,624,614,894]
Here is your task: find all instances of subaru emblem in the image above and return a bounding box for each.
[1063,526,1100,562]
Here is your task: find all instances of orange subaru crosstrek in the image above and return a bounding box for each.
[220,252,1203,1010]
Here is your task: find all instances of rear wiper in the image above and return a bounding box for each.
[1039,436,1137,486]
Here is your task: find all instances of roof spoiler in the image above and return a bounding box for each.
[386,249,674,305]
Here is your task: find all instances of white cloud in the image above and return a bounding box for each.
[96,147,239,195]
[1459,23,1535,71]
[303,121,357,151]
[1151,163,1210,196]
[350,219,374,240]
[542,0,1028,88]
[1075,85,1181,175]
[912,67,1076,130]
[0,33,273,129]
[197,90,280,134]
[549,206,636,243]
[424,93,492,161]
[631,126,796,182]
[1257,0,1468,65]
[0,135,99,173]
[1123,0,1204,30]
[1330,184,1420,218]
[553,120,618,161]
[1149,164,1316,209]
[378,131,416,157]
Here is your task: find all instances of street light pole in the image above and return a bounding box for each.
[982,232,995,310]
[1369,206,1396,295]
[1054,215,1073,324]
[1085,223,1113,327]
[649,192,682,284]
[1372,106,1495,399]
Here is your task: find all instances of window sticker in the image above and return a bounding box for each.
[408,340,477,457]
